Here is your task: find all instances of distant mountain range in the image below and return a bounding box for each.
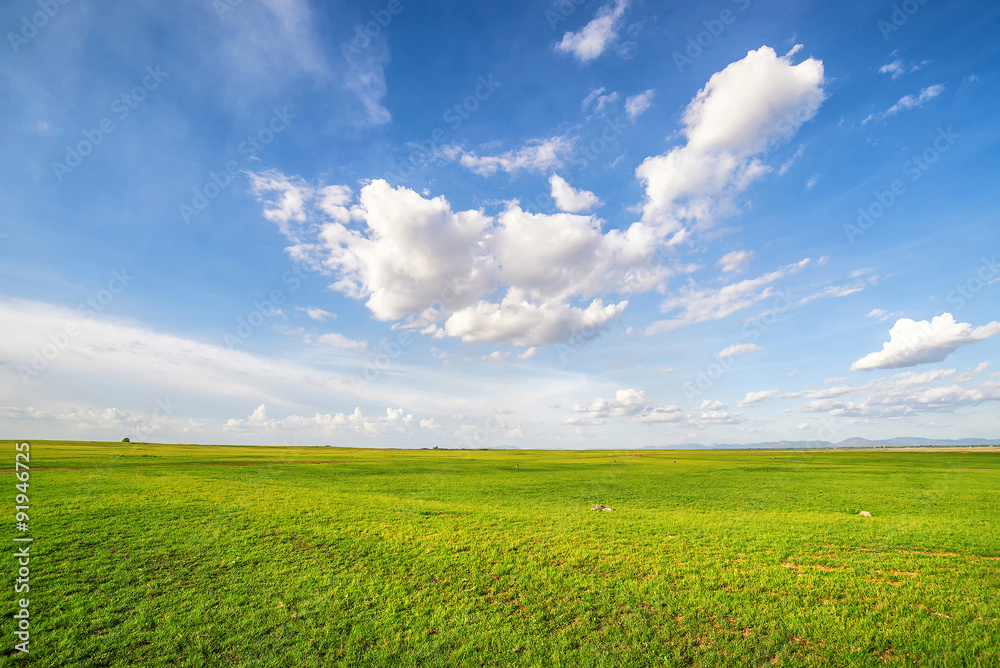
[642,437,999,450]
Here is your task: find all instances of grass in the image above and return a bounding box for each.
[3,440,999,666]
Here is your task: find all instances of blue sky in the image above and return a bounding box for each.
[1,0,998,447]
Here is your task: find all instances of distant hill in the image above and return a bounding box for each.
[642,437,999,450]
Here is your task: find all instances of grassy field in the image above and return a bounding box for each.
[3,440,999,667]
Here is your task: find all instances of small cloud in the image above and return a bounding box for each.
[719,343,762,358]
[315,332,366,352]
[864,84,945,124]
[778,145,806,175]
[555,0,630,63]
[299,307,338,322]
[717,249,753,273]
[485,350,510,362]
[738,390,775,407]
[805,175,819,189]
[516,347,538,360]
[625,89,655,121]
[785,368,800,377]
[878,59,905,79]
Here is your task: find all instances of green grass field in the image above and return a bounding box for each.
[4,441,999,667]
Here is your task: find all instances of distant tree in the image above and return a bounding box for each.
[122,438,130,443]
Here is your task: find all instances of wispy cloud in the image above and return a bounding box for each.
[863,84,945,124]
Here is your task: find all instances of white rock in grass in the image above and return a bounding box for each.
[591,504,613,511]
[859,511,873,517]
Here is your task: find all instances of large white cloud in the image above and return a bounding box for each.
[637,46,825,234]
[252,177,664,346]
[851,313,1000,371]
[251,46,826,348]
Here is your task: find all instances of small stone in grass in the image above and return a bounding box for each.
[859,511,873,517]
[591,504,613,511]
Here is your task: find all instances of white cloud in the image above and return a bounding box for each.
[719,343,762,357]
[254,175,668,347]
[625,89,655,121]
[878,60,905,78]
[878,58,929,79]
[796,364,1000,418]
[717,249,753,273]
[851,313,1000,371]
[571,389,693,425]
[549,174,602,213]
[517,347,538,361]
[343,44,392,126]
[301,307,338,322]
[863,84,945,124]
[315,332,367,352]
[452,136,576,176]
[443,291,627,347]
[796,281,870,305]
[647,259,808,334]
[738,390,776,407]
[555,0,630,63]
[582,87,607,110]
[778,145,806,175]
[636,46,825,236]
[0,298,365,407]
[212,0,390,126]
[249,172,311,235]
[225,404,431,437]
[251,47,825,349]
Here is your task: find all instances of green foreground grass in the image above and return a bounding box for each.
[3,441,999,667]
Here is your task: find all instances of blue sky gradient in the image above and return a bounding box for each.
[1,0,998,447]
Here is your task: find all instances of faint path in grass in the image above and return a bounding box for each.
[0,460,351,472]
